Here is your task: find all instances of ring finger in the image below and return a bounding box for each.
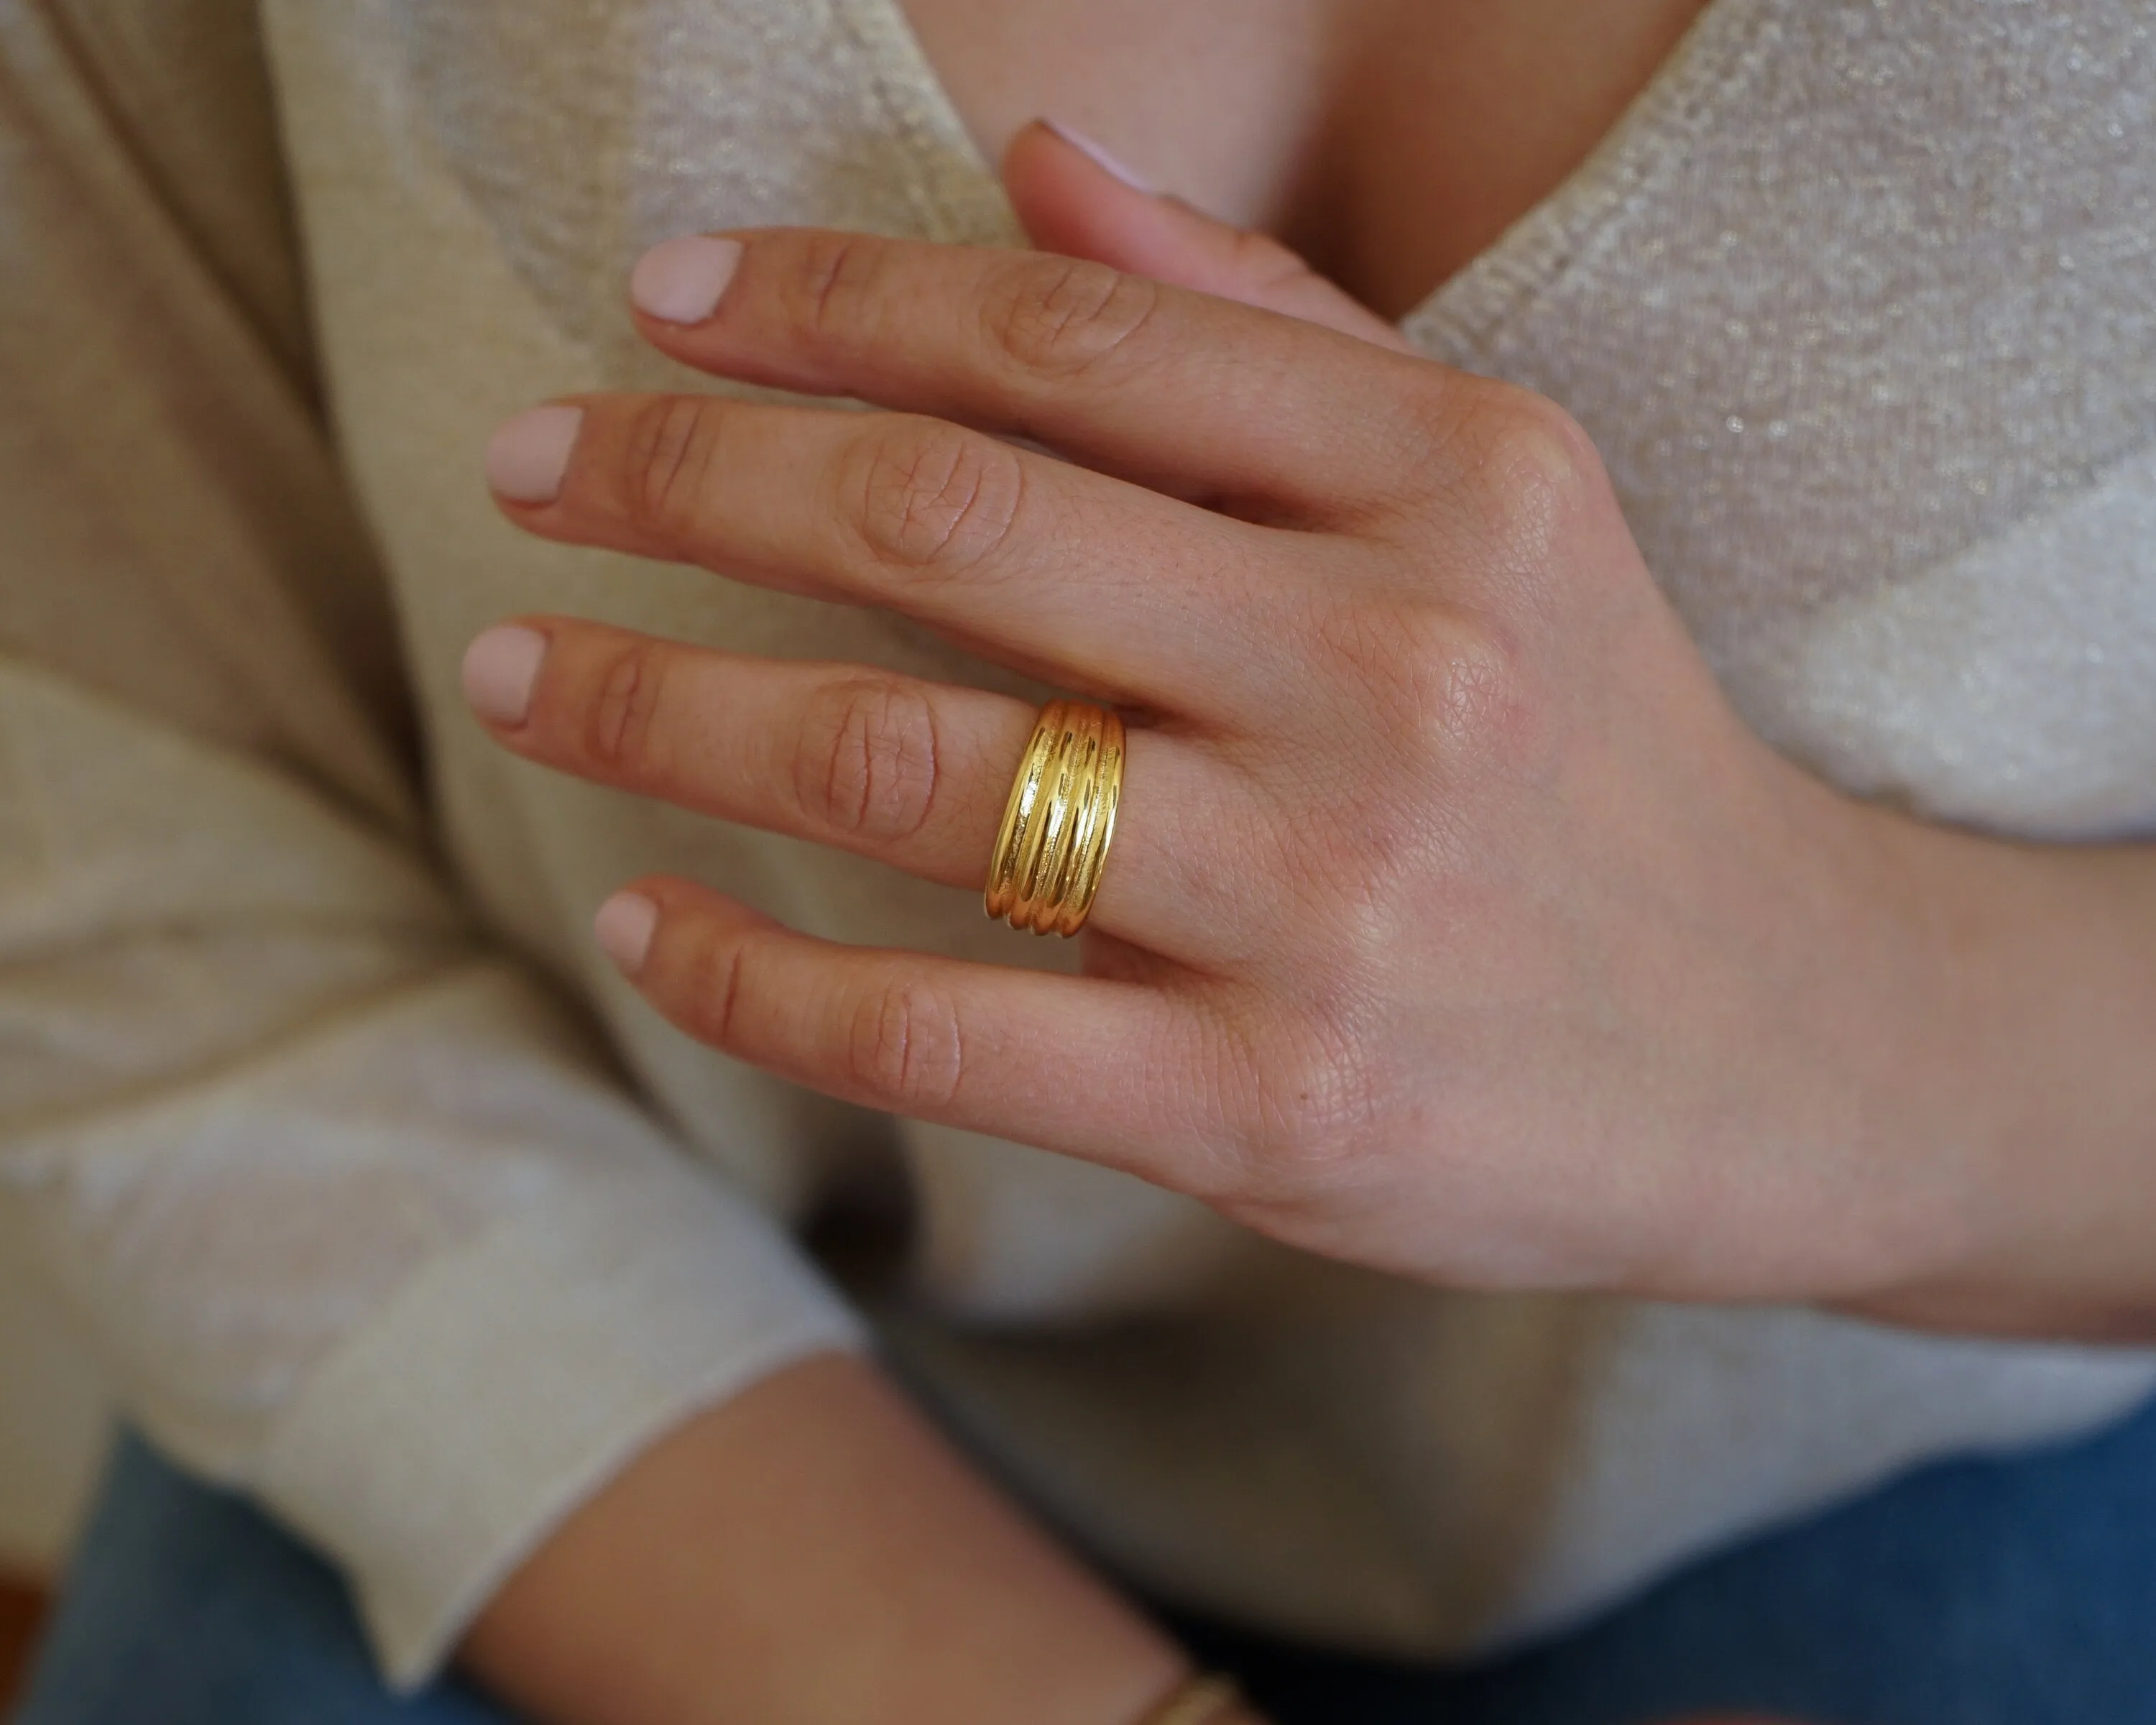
[461,616,1257,965]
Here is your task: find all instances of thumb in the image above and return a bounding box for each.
[1001,119,1413,353]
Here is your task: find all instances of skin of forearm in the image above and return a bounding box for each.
[1839,815,2156,1342]
[460,1352,1200,1725]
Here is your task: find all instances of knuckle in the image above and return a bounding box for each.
[1419,612,1537,767]
[1306,601,1539,847]
[849,419,1027,580]
[1313,597,1525,757]
[1209,1009,1387,1212]
[1276,794,1424,972]
[678,919,752,1054]
[847,975,965,1110]
[582,637,677,778]
[1456,383,1606,549]
[793,678,944,842]
[1258,1034,1383,1164]
[982,254,1161,382]
[780,230,888,343]
[1376,377,1606,562]
[1432,625,1535,772]
[622,395,721,538]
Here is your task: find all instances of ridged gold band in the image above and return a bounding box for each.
[984,699,1125,937]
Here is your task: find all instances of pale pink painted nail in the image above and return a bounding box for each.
[486,405,583,504]
[631,235,746,325]
[1040,118,1156,194]
[595,891,660,975]
[461,625,548,726]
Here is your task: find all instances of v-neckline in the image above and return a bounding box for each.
[832,0,1777,358]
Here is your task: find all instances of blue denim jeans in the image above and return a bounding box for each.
[22,1394,2156,1725]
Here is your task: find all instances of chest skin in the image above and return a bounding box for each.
[900,0,1713,318]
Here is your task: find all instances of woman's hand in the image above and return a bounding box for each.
[464,129,2155,1323]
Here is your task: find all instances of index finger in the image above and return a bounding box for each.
[625,229,1459,525]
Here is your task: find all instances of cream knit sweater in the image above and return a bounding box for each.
[4,0,2155,1689]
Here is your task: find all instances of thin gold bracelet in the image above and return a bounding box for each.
[1137,1673,1246,1725]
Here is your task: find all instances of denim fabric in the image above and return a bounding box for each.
[22,1398,2156,1725]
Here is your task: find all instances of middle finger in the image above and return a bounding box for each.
[487,392,1317,717]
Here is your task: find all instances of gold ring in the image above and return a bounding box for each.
[985,699,1125,937]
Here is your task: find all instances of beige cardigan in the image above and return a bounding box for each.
[5,0,2156,1688]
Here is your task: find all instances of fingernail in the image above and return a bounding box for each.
[1040,118,1156,194]
[461,625,548,726]
[595,891,659,975]
[631,234,745,325]
[486,405,583,504]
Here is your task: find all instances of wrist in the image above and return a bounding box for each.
[1828,804,2156,1338]
[466,1354,1191,1725]
[1695,765,1990,1308]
